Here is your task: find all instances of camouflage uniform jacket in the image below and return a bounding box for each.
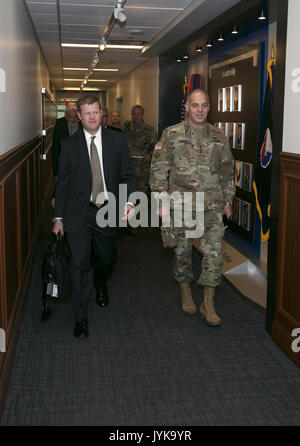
[122,121,157,164]
[150,121,235,211]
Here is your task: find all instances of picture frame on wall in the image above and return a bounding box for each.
[235,160,243,188]
[242,162,253,192]
[218,88,224,112]
[232,197,241,225]
[225,87,232,112]
[232,84,242,111]
[228,122,235,148]
[241,200,251,231]
[220,122,227,136]
[235,123,246,150]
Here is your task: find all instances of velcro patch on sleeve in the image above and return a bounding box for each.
[154,143,162,151]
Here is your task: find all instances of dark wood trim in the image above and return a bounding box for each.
[265,0,289,334]
[271,152,300,368]
[0,134,55,418]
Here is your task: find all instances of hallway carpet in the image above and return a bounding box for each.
[1,218,300,426]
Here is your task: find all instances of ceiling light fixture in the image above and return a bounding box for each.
[114,1,127,23]
[183,53,189,59]
[94,68,119,72]
[217,33,224,42]
[176,57,182,62]
[258,8,266,20]
[196,46,203,52]
[99,38,107,52]
[64,87,101,91]
[93,52,100,64]
[85,79,108,82]
[62,43,143,50]
[63,68,119,72]
[231,25,239,34]
[206,40,213,48]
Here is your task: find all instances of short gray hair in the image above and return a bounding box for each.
[186,89,209,105]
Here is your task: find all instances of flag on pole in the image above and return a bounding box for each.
[188,74,201,93]
[253,59,275,242]
[180,75,188,121]
[181,74,201,121]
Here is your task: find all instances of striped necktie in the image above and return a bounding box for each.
[69,123,78,135]
[90,136,105,207]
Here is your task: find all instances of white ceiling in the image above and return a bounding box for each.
[24,0,242,91]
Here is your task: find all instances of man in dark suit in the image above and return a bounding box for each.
[52,94,136,338]
[52,105,80,177]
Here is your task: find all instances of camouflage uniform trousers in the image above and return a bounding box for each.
[172,210,225,288]
[131,157,151,194]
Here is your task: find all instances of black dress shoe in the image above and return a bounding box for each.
[73,319,89,338]
[96,287,109,307]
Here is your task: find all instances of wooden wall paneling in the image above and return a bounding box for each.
[272,153,300,367]
[28,154,36,240]
[16,169,22,286]
[3,173,19,324]
[33,148,38,226]
[41,141,47,206]
[35,145,41,215]
[0,185,6,335]
[0,135,55,417]
[20,161,29,272]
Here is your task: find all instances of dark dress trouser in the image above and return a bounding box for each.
[66,204,117,322]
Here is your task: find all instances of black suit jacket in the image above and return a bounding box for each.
[52,121,83,176]
[54,128,136,233]
[52,121,69,176]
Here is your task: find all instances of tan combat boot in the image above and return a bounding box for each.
[200,287,221,326]
[179,283,197,314]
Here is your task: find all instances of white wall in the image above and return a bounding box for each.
[107,57,159,131]
[0,0,50,156]
[282,0,300,154]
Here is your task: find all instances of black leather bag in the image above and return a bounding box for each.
[41,233,71,321]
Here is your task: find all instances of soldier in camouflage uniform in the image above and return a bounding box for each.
[122,105,157,194]
[150,89,234,326]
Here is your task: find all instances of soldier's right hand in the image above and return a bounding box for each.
[157,205,169,223]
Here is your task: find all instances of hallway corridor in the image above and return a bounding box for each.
[1,210,300,426]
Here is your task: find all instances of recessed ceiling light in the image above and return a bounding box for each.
[64,79,108,82]
[87,79,108,82]
[62,43,143,50]
[129,29,143,35]
[63,68,119,72]
[63,87,101,91]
